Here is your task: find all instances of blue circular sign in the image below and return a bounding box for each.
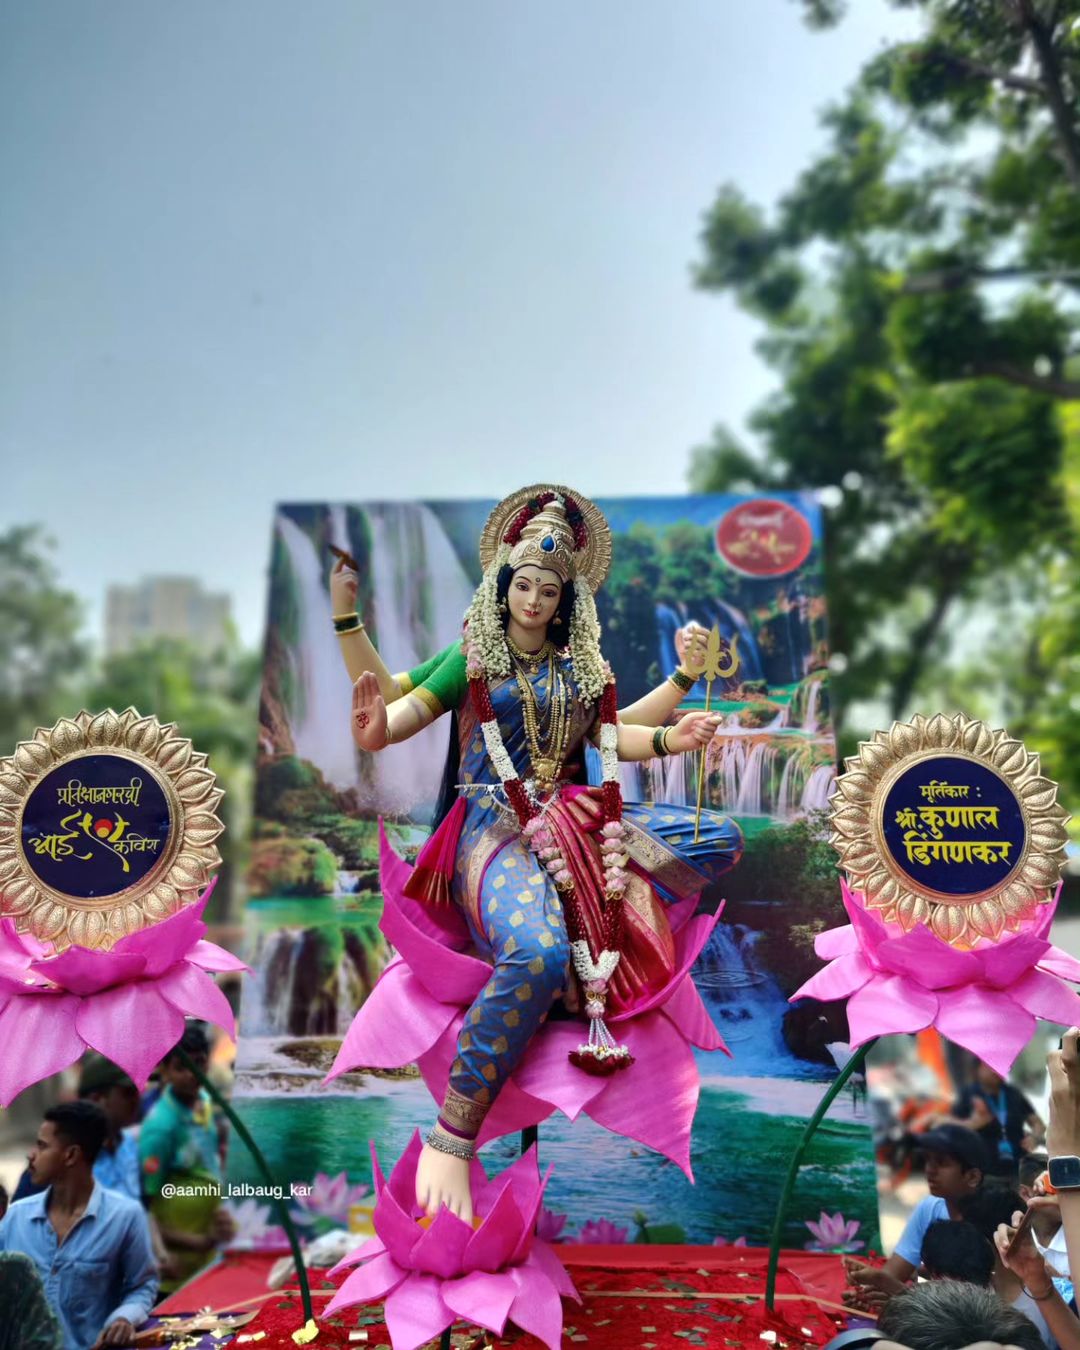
[20,754,172,900]
[880,754,1025,899]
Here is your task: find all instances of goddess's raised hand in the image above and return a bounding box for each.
[352,672,388,751]
[678,622,709,676]
[330,555,360,615]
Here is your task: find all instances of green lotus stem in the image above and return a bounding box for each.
[764,1039,874,1310]
[178,1047,316,1326]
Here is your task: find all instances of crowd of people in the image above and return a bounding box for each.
[8,1012,1080,1350]
[0,1023,235,1350]
[832,1030,1080,1350]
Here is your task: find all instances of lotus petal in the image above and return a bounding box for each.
[507,1259,567,1350]
[1010,968,1080,1028]
[409,1204,474,1278]
[187,938,249,974]
[30,947,146,996]
[0,993,84,1105]
[933,986,1035,1078]
[326,960,459,1081]
[323,1251,408,1316]
[74,982,186,1086]
[462,1175,526,1273]
[383,1274,455,1350]
[792,949,874,1004]
[846,975,937,1045]
[156,961,236,1038]
[585,1010,699,1177]
[328,1234,386,1277]
[442,1269,517,1336]
[658,977,728,1052]
[113,882,212,976]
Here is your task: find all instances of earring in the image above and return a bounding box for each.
[499,598,508,613]
[553,616,562,625]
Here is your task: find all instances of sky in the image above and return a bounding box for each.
[1,0,919,648]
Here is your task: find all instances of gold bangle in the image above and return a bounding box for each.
[332,610,358,622]
[661,725,674,754]
[385,721,394,746]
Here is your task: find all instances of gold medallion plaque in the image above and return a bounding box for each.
[0,708,224,950]
[830,713,1069,946]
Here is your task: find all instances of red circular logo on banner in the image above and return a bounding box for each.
[715,498,813,577]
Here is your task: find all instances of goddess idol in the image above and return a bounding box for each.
[328,486,742,1222]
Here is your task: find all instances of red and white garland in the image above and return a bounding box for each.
[465,637,633,1076]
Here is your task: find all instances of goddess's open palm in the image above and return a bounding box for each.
[352,671,388,750]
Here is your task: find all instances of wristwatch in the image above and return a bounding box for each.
[1047,1155,1080,1190]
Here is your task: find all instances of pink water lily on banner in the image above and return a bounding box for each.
[792,880,1080,1077]
[804,1211,864,1253]
[291,1171,372,1228]
[325,826,729,1177]
[0,881,247,1105]
[575,1218,629,1245]
[325,1133,578,1350]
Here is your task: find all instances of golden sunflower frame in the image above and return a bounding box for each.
[0,708,224,951]
[830,712,1069,946]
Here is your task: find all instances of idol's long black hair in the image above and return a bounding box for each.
[429,569,577,830]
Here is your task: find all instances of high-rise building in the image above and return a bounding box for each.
[105,576,233,656]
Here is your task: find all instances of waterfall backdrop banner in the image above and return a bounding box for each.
[230,493,879,1251]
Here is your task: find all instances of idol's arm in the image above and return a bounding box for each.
[330,558,457,703]
[617,623,706,725]
[330,559,400,702]
[614,711,720,761]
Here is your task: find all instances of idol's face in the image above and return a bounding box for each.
[508,567,562,634]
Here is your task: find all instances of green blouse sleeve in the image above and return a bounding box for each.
[410,646,468,719]
[395,640,459,696]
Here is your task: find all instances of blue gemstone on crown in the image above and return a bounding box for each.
[541,535,556,552]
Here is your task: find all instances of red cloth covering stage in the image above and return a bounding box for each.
[155,1245,854,1348]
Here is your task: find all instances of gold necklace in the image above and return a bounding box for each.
[506,634,552,670]
[515,650,570,793]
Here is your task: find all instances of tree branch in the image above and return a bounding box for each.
[1013,0,1080,191]
[889,569,965,720]
[971,360,1080,399]
[932,48,1045,95]
[902,264,1080,294]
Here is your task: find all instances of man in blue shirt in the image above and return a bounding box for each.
[0,1102,158,1350]
[13,1057,142,1205]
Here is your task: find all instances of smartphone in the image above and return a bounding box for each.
[329,544,360,570]
[1005,1206,1038,1259]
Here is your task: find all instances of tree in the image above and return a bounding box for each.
[691,0,1079,799]
[0,526,91,750]
[82,639,262,923]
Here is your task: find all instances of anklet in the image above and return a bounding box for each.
[426,1126,476,1160]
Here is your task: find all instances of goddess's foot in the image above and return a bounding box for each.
[415,1141,474,1223]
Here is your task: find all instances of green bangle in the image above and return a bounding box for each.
[651,726,668,758]
[668,667,695,694]
[334,614,364,634]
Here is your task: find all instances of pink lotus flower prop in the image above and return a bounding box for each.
[291,1170,371,1228]
[0,881,247,1105]
[324,1132,578,1350]
[326,827,728,1177]
[792,881,1080,1077]
[804,1211,864,1253]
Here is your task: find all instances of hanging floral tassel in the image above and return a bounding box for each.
[567,941,633,1076]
